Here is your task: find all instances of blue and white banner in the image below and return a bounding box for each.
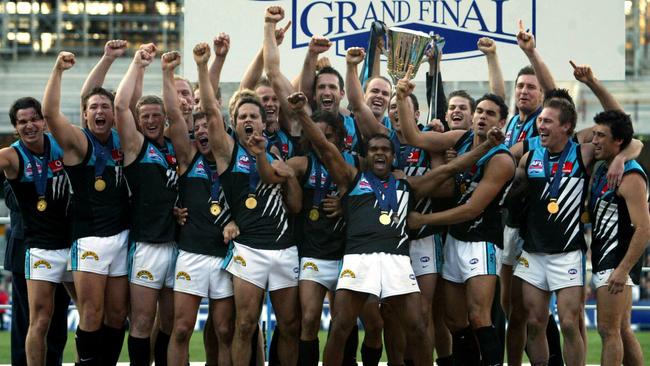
[183,0,624,82]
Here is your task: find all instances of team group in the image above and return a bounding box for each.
[1,5,648,366]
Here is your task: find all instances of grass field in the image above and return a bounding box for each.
[0,329,649,363]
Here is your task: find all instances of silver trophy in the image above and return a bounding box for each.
[384,27,433,84]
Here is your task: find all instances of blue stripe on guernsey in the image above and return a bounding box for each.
[303,152,355,190]
[527,141,581,179]
[343,115,361,153]
[486,243,497,274]
[12,134,65,182]
[221,242,235,270]
[504,108,541,147]
[265,129,295,160]
[24,249,30,278]
[83,129,123,168]
[70,240,78,271]
[381,115,392,130]
[524,136,542,154]
[127,242,136,280]
[231,148,275,174]
[434,234,444,268]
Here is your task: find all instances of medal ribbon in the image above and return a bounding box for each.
[365,172,398,214]
[246,150,261,195]
[543,141,572,201]
[312,159,332,208]
[201,156,221,202]
[84,128,113,181]
[19,135,51,199]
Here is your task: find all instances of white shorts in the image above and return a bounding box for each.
[336,252,419,299]
[442,235,501,284]
[514,250,585,292]
[409,233,444,277]
[501,225,524,266]
[70,229,129,276]
[173,250,233,300]
[224,242,299,291]
[25,248,72,283]
[128,241,177,290]
[591,268,634,289]
[299,257,342,291]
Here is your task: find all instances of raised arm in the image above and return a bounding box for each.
[80,40,127,126]
[571,61,622,112]
[345,47,389,137]
[209,33,230,95]
[115,47,154,164]
[478,37,505,99]
[247,133,286,185]
[287,92,356,189]
[196,42,233,172]
[43,51,87,157]
[161,51,193,170]
[298,36,332,101]
[517,20,555,92]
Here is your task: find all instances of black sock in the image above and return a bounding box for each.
[100,324,125,366]
[342,324,359,366]
[546,315,564,366]
[299,339,319,366]
[154,330,170,366]
[451,326,480,366]
[361,342,382,366]
[127,335,150,366]
[404,360,415,366]
[76,328,102,365]
[436,355,454,366]
[387,364,405,366]
[249,325,259,366]
[475,326,503,366]
[268,327,280,366]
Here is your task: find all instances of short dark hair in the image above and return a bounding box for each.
[314,66,344,92]
[476,93,508,121]
[543,98,577,135]
[82,87,115,112]
[9,97,42,127]
[136,95,165,115]
[363,76,392,93]
[515,65,536,83]
[233,97,266,125]
[306,110,346,152]
[192,111,207,122]
[448,90,476,112]
[367,133,394,154]
[593,110,634,150]
[545,88,575,108]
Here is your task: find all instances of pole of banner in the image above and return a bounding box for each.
[426,35,446,125]
[359,21,386,90]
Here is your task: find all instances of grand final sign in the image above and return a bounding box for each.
[183,1,624,82]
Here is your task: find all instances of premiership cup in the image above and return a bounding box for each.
[385,26,433,84]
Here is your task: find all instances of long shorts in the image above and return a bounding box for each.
[299,257,341,292]
[173,250,233,299]
[336,252,419,299]
[25,247,72,283]
[409,233,444,277]
[514,249,585,292]
[70,229,129,276]
[442,235,501,284]
[224,241,299,291]
[128,241,177,290]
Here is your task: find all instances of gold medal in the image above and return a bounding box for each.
[37,198,47,212]
[94,178,106,192]
[379,212,391,225]
[460,183,467,194]
[547,199,559,214]
[581,212,590,224]
[210,202,222,216]
[309,208,320,221]
[245,195,258,209]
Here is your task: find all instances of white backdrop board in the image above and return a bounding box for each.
[183,0,625,83]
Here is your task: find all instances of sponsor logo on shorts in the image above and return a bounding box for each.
[233,255,247,267]
[81,251,99,261]
[176,271,191,281]
[518,257,529,268]
[302,261,319,272]
[469,258,479,265]
[340,269,356,279]
[568,269,578,275]
[420,256,430,263]
[33,259,52,269]
[136,270,154,281]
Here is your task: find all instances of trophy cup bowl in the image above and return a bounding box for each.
[385,27,433,85]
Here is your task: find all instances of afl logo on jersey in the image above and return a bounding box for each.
[302,261,319,272]
[136,270,154,281]
[33,259,51,269]
[195,161,207,176]
[358,178,372,190]
[340,269,356,278]
[233,255,247,267]
[81,251,99,261]
[237,154,251,171]
[529,159,544,173]
[147,147,163,163]
[176,271,191,281]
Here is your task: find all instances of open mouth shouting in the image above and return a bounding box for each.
[244,124,254,137]
[320,97,335,110]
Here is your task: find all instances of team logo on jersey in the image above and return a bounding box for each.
[33,259,51,269]
[340,269,356,278]
[237,154,251,171]
[518,257,529,268]
[81,251,99,261]
[420,256,430,263]
[136,270,154,281]
[469,258,479,265]
[529,159,544,173]
[176,271,191,281]
[568,269,578,275]
[233,255,247,267]
[302,261,319,271]
[48,159,64,173]
[406,150,421,163]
